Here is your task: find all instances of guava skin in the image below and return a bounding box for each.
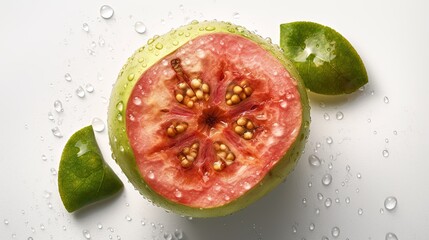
[108,21,310,217]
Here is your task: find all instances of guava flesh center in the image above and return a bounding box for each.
[126,33,302,208]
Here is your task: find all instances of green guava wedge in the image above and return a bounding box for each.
[58,126,123,212]
[280,21,368,95]
[108,20,310,217]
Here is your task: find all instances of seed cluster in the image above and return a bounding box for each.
[178,142,199,168]
[225,80,253,106]
[233,117,255,140]
[213,142,236,171]
[166,122,189,138]
[175,78,210,108]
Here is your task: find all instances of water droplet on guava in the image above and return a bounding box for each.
[76,86,85,98]
[54,100,63,112]
[51,127,63,138]
[91,118,105,132]
[385,232,398,240]
[148,171,155,180]
[116,101,124,112]
[308,154,321,167]
[64,73,72,82]
[331,227,340,237]
[100,5,114,19]
[135,21,147,34]
[384,196,397,211]
[322,173,332,186]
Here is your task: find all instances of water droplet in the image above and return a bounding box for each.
[323,113,330,120]
[232,12,240,19]
[85,84,94,93]
[292,225,297,234]
[385,138,389,143]
[148,171,155,180]
[174,189,182,198]
[135,21,147,34]
[99,36,105,47]
[336,111,344,120]
[174,229,183,239]
[4,219,9,225]
[385,232,398,240]
[380,208,385,214]
[308,154,321,167]
[28,237,33,240]
[97,223,103,229]
[326,137,333,144]
[91,118,105,132]
[322,236,329,240]
[331,227,340,237]
[82,23,89,32]
[302,198,307,205]
[41,154,48,161]
[308,181,312,188]
[163,233,173,240]
[358,208,363,215]
[384,96,390,104]
[54,100,63,112]
[309,223,315,231]
[384,196,398,211]
[335,198,340,203]
[328,162,333,170]
[50,168,57,175]
[243,182,251,190]
[51,127,63,138]
[40,224,45,230]
[345,197,351,204]
[64,73,72,82]
[382,149,389,158]
[125,215,132,221]
[357,173,362,179]
[100,5,114,19]
[325,198,332,207]
[76,86,85,98]
[315,208,320,215]
[317,193,324,201]
[155,43,163,50]
[322,174,332,186]
[141,219,146,226]
[83,229,91,239]
[132,97,142,106]
[116,101,124,112]
[393,130,398,135]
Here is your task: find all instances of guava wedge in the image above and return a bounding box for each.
[280,21,368,95]
[108,21,310,217]
[58,126,123,212]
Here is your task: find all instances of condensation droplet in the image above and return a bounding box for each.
[323,113,330,120]
[380,208,385,214]
[336,111,344,120]
[97,223,103,229]
[328,162,333,170]
[135,21,147,34]
[384,96,390,104]
[100,5,114,19]
[308,181,312,188]
[345,197,350,204]
[85,84,94,93]
[358,208,363,215]
[133,97,142,106]
[382,149,389,158]
[40,224,45,230]
[357,173,362,179]
[51,127,63,138]
[325,198,332,207]
[292,225,297,234]
[309,223,315,231]
[232,12,240,19]
[50,168,57,175]
[54,100,64,112]
[163,232,173,240]
[346,165,351,171]
[99,36,105,47]
[174,229,183,239]
[76,86,85,98]
[322,174,332,186]
[92,118,105,132]
[384,196,398,211]
[48,111,54,121]
[331,227,340,238]
[64,73,72,82]
[125,215,132,221]
[302,198,307,205]
[317,193,324,201]
[243,182,251,190]
[83,229,91,239]
[308,154,321,167]
[174,189,182,198]
[4,219,9,225]
[82,23,89,32]
[148,171,155,180]
[315,208,320,215]
[326,137,333,144]
[42,154,48,161]
[116,101,124,112]
[385,232,398,240]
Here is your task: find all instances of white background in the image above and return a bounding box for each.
[1,0,428,239]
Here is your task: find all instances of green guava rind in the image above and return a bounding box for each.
[58,126,123,212]
[108,21,310,217]
[280,21,368,95]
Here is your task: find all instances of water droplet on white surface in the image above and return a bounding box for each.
[326,137,333,144]
[51,127,63,138]
[358,208,363,215]
[292,225,297,233]
[76,86,85,98]
[82,23,89,32]
[85,84,94,93]
[174,229,183,239]
[336,111,344,120]
[100,5,114,19]
[92,118,105,132]
[97,223,103,229]
[317,193,324,201]
[309,223,315,231]
[331,227,340,237]
[385,232,398,240]
[323,113,330,120]
[135,21,147,34]
[4,219,9,225]
[382,149,389,158]
[163,232,173,240]
[41,155,47,161]
[232,12,240,19]
[384,96,390,104]
[345,197,350,204]
[325,198,332,207]
[125,215,132,221]
[322,174,332,186]
[64,73,72,82]
[384,196,398,211]
[308,154,321,167]
[357,173,362,179]
[83,229,91,239]
[54,100,63,112]
[302,198,307,205]
[48,111,54,121]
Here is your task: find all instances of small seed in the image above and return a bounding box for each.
[201,83,210,93]
[226,99,232,105]
[182,147,190,154]
[213,161,224,171]
[191,96,197,102]
[225,92,232,100]
[244,87,253,96]
[226,152,235,161]
[167,127,176,137]
[246,121,254,130]
[186,88,195,97]
[175,123,187,133]
[219,144,227,151]
[204,94,210,101]
[217,151,227,159]
[175,94,184,102]
[186,155,195,161]
[234,125,245,135]
[213,142,220,150]
[195,90,204,99]
[240,80,249,87]
[239,92,247,100]
[181,159,192,168]
[231,94,241,104]
[237,117,247,126]
[178,82,187,89]
[189,151,197,158]
[233,85,243,94]
[190,79,201,89]
[191,142,199,149]
[186,100,194,108]
[243,131,253,140]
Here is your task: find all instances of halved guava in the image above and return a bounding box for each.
[108,21,310,217]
